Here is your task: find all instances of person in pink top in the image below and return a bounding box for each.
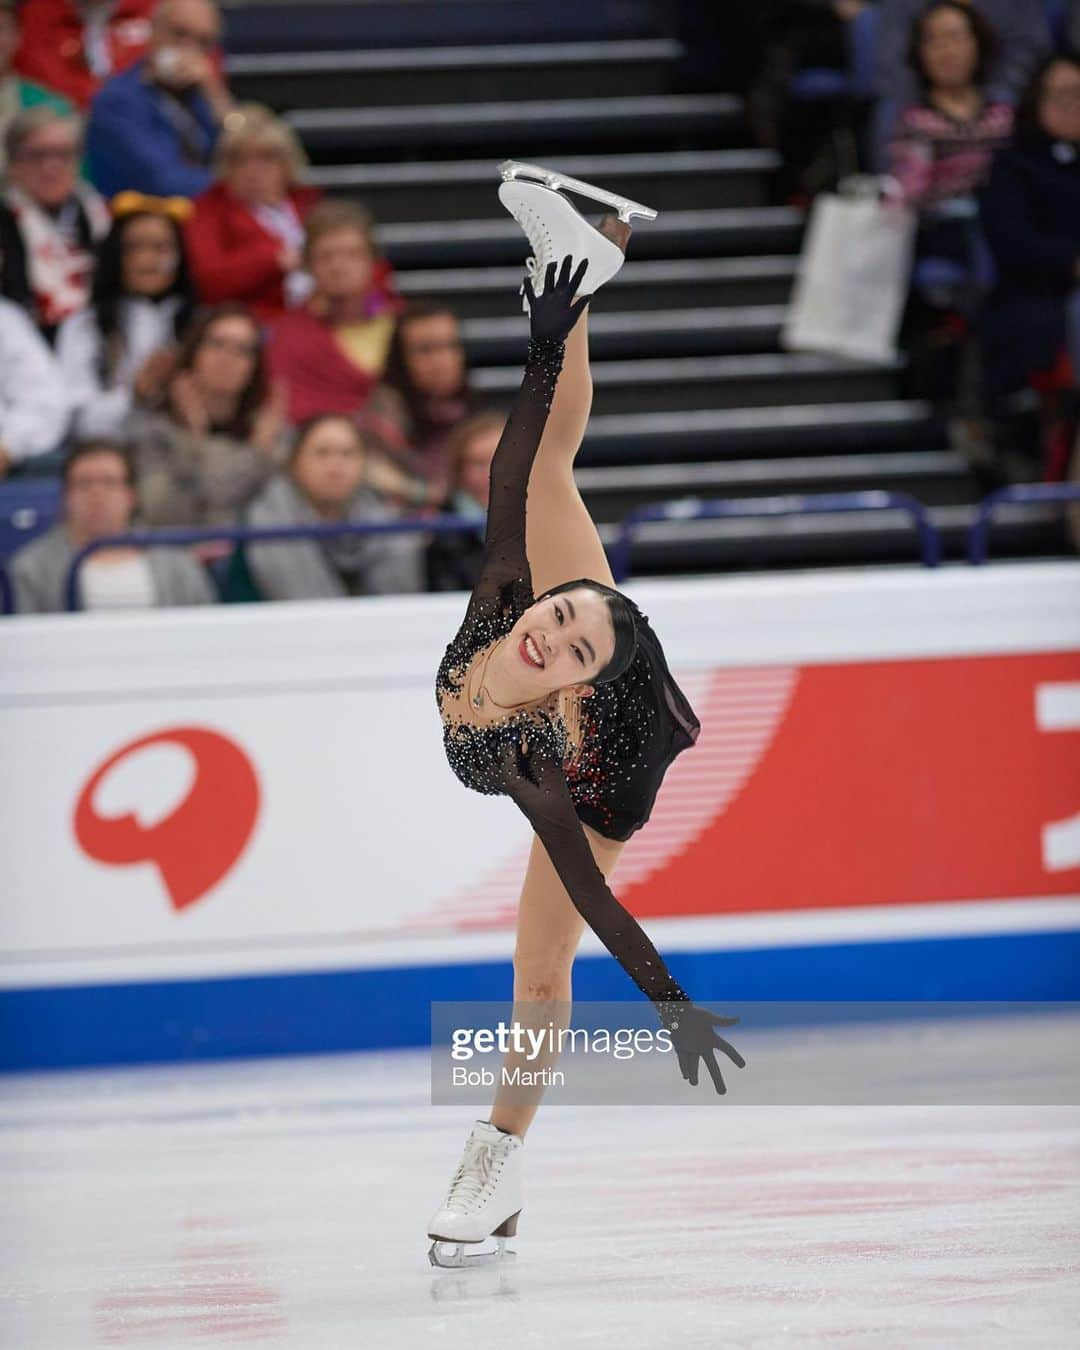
[888,0,1013,264]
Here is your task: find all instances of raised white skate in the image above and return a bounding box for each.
[499,159,659,223]
[498,162,655,311]
[427,1119,524,1268]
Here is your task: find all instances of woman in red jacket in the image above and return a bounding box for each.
[185,103,322,323]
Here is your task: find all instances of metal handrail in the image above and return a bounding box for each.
[63,515,484,611]
[610,490,943,579]
[968,483,1080,564]
[0,563,12,616]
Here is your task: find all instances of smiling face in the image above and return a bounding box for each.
[505,586,617,696]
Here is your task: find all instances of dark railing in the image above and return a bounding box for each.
[63,516,482,612]
[967,483,1080,565]
[0,563,12,616]
[609,490,943,579]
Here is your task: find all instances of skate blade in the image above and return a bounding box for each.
[428,1235,516,1269]
[498,159,658,223]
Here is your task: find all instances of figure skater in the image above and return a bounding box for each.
[428,165,745,1267]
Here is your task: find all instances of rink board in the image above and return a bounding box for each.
[1,563,1078,1069]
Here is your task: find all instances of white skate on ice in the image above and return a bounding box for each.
[427,1119,524,1268]
[497,159,657,310]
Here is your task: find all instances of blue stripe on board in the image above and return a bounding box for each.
[2,928,1078,1072]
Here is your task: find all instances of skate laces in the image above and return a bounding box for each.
[444,1138,498,1214]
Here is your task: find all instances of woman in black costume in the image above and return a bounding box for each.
[427,175,744,1266]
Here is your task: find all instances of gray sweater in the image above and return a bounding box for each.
[244,473,424,601]
[10,524,216,614]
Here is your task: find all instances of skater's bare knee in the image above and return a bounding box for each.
[512,946,575,1001]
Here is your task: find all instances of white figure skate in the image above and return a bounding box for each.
[498,159,657,310]
[427,1119,524,1269]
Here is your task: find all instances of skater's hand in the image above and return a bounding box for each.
[524,255,591,343]
[658,1002,746,1095]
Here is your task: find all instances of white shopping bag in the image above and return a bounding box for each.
[783,182,916,365]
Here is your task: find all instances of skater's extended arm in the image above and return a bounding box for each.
[498,738,747,1095]
[465,257,589,621]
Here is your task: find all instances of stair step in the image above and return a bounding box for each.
[311,150,779,220]
[287,93,745,159]
[474,352,903,413]
[578,451,975,520]
[381,207,803,268]
[579,401,940,463]
[460,306,787,362]
[229,38,682,108]
[613,501,1070,573]
[397,256,799,316]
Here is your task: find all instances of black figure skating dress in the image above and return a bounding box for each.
[435,335,700,1008]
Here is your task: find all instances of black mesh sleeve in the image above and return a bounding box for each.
[463,337,565,624]
[496,736,692,1007]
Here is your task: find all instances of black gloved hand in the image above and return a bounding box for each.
[524,255,591,343]
[657,1001,746,1095]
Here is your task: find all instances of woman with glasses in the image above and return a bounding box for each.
[0,107,110,340]
[128,302,288,527]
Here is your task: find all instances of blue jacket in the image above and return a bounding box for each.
[86,60,218,200]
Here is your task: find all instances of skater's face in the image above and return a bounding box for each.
[308,226,375,303]
[507,587,617,696]
[290,416,366,512]
[400,312,465,398]
[919,7,980,91]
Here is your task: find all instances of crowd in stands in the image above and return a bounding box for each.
[1,0,1078,615]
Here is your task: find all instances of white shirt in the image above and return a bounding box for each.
[79,552,157,610]
[56,295,183,441]
[0,297,70,464]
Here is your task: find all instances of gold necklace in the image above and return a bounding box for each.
[470,638,534,713]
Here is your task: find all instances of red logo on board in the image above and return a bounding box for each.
[73,728,260,911]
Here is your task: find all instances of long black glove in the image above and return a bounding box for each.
[657,1001,747,1095]
[524,255,591,343]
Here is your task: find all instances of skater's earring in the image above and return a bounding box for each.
[570,684,595,698]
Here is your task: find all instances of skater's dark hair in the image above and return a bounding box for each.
[536,578,639,685]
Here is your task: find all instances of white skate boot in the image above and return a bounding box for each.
[498,160,655,311]
[427,1119,524,1268]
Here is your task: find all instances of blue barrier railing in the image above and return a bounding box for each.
[63,516,483,612]
[610,491,943,579]
[0,562,12,616]
[968,483,1080,565]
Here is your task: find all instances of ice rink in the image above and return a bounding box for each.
[2,1016,1078,1350]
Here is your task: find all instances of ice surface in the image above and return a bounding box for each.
[1,1023,1077,1349]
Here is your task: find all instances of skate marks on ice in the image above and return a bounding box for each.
[0,1039,1077,1348]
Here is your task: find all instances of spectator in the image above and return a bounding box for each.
[186,103,322,322]
[888,2,1013,262]
[876,0,1051,107]
[979,53,1080,399]
[244,413,424,600]
[10,438,214,613]
[128,303,288,526]
[0,1,74,178]
[0,295,70,477]
[267,199,402,424]
[13,0,154,110]
[426,410,505,593]
[85,0,232,199]
[56,195,198,440]
[362,302,478,504]
[0,107,110,339]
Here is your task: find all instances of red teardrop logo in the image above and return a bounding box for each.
[73,728,260,911]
